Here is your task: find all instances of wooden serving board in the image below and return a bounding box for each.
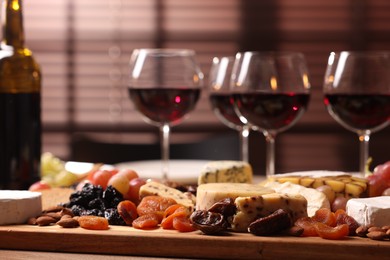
[0,225,389,259]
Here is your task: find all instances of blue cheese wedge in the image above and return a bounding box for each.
[198,160,253,185]
[196,183,274,211]
[232,193,308,232]
[346,196,390,227]
[139,181,195,210]
[262,181,330,217]
[0,190,42,225]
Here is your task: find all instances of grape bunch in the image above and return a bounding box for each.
[368,161,390,197]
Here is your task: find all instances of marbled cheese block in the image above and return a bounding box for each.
[196,183,274,211]
[232,193,308,232]
[198,160,253,185]
[0,190,42,225]
[263,181,330,217]
[139,181,195,210]
[346,196,390,227]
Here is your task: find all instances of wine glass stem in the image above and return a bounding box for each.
[358,130,370,177]
[264,131,277,177]
[239,126,250,162]
[160,124,170,181]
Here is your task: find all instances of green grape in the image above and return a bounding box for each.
[41,152,65,178]
[54,170,79,187]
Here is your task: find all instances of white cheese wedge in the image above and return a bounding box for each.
[263,181,330,217]
[139,181,195,210]
[233,193,308,232]
[198,160,253,185]
[196,183,274,211]
[0,190,42,225]
[346,196,390,227]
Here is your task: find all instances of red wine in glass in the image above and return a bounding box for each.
[234,92,310,132]
[129,88,200,125]
[324,93,390,131]
[209,93,246,130]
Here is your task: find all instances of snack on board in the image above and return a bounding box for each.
[262,181,330,217]
[195,183,274,211]
[0,190,42,225]
[267,171,369,199]
[139,181,196,210]
[232,193,308,232]
[198,160,253,185]
[346,196,390,227]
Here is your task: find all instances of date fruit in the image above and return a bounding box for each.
[190,210,228,235]
[248,209,292,236]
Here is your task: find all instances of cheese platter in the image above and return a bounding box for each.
[1,156,390,259]
[0,224,389,260]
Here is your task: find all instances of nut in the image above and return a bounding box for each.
[27,217,37,225]
[43,212,62,222]
[60,207,74,217]
[42,205,64,213]
[355,225,369,237]
[57,218,79,228]
[367,231,387,240]
[368,226,385,233]
[36,215,57,226]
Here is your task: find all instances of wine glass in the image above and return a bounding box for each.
[128,49,204,180]
[208,56,251,162]
[231,51,311,176]
[323,51,390,177]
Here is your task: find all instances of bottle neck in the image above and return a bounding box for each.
[2,0,24,49]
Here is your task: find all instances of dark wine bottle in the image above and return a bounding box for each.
[0,0,41,189]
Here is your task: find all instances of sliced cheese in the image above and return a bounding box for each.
[232,193,308,232]
[196,183,274,211]
[0,190,42,225]
[346,196,390,227]
[198,160,252,185]
[263,181,330,217]
[139,181,195,210]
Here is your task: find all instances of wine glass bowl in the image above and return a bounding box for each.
[231,51,311,176]
[128,49,203,180]
[208,56,251,161]
[323,51,390,176]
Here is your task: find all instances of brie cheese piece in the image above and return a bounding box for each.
[346,196,390,227]
[263,181,330,217]
[0,190,42,225]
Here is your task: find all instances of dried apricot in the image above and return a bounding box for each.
[132,213,160,229]
[137,196,177,222]
[314,222,349,240]
[173,216,196,232]
[335,212,360,236]
[117,200,138,226]
[312,208,336,227]
[161,205,189,230]
[295,217,318,237]
[78,216,109,230]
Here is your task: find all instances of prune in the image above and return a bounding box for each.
[71,205,86,216]
[103,185,123,208]
[88,198,105,210]
[105,208,126,226]
[81,208,104,217]
[190,210,228,235]
[208,198,236,218]
[248,209,292,236]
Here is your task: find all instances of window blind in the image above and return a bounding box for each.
[21,0,390,173]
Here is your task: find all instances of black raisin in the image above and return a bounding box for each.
[105,208,126,226]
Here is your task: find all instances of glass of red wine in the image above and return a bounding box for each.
[128,49,203,180]
[231,51,311,176]
[208,56,252,162]
[323,51,390,177]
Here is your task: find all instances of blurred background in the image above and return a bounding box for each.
[25,0,390,175]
